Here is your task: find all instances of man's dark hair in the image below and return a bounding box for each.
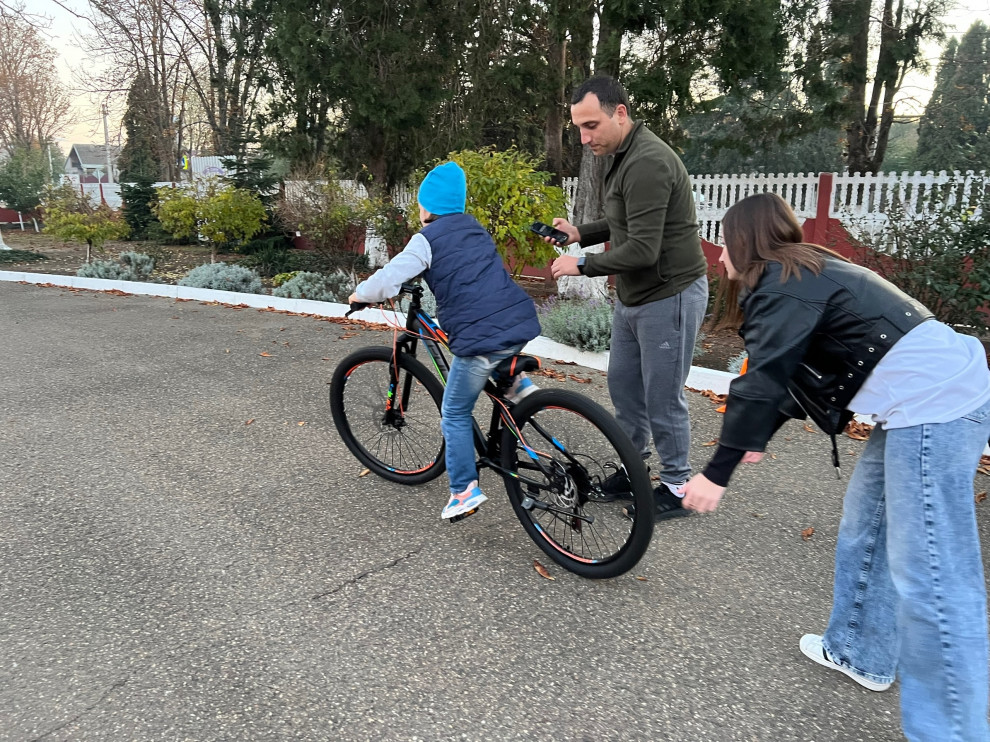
[570,76,631,116]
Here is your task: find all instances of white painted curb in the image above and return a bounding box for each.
[5,270,987,456]
[1,269,738,394]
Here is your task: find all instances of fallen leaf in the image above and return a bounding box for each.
[751,512,766,518]
[702,439,718,447]
[554,360,578,366]
[358,468,370,477]
[339,332,358,339]
[322,357,331,361]
[635,576,648,581]
[534,560,555,580]
[567,374,592,383]
[981,455,990,468]
[976,491,987,504]
[801,527,815,541]
[297,421,306,426]
[803,423,816,433]
[245,418,254,425]
[978,467,990,477]
[259,351,272,357]
[844,420,873,440]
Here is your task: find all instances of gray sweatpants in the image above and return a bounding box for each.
[607,275,708,485]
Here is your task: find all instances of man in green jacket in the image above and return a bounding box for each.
[550,75,709,520]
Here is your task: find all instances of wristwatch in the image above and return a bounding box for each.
[577,257,586,275]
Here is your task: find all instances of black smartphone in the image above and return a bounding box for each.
[530,221,570,246]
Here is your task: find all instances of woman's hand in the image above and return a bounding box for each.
[679,474,726,513]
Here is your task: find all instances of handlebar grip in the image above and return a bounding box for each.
[345,301,371,318]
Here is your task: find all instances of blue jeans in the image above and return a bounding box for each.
[822,399,990,741]
[441,345,524,493]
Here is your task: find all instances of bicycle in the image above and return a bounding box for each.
[329,282,654,579]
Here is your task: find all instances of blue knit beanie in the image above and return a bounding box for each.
[417,161,467,215]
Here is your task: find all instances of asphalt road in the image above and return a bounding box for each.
[3,281,988,741]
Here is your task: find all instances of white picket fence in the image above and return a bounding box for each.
[562,170,989,243]
[41,170,987,251]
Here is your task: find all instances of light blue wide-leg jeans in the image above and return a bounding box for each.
[441,345,524,493]
[823,399,990,741]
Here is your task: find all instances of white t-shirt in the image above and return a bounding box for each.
[849,320,990,429]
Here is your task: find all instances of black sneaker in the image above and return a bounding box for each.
[623,484,691,522]
[595,466,634,502]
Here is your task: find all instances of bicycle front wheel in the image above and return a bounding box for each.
[500,389,654,579]
[330,346,446,485]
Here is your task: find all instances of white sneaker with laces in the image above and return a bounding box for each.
[441,480,487,519]
[799,634,892,692]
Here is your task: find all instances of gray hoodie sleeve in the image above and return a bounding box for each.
[352,233,432,302]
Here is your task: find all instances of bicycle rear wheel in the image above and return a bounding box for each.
[500,389,654,579]
[330,346,446,484]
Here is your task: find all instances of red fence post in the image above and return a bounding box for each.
[812,172,834,246]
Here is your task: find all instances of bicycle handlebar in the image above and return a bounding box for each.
[345,301,371,318]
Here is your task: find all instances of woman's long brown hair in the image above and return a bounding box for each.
[722,192,847,291]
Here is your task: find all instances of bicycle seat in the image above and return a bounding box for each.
[492,354,542,393]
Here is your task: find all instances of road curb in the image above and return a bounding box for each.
[1,269,738,396]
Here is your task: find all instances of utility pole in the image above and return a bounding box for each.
[102,102,114,184]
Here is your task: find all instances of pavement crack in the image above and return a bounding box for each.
[31,677,130,741]
[311,548,422,600]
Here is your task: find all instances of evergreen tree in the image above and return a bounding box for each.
[916,23,990,173]
[0,143,54,213]
[117,71,171,182]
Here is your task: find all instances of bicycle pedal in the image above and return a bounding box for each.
[448,508,478,523]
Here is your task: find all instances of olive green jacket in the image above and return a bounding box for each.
[579,121,707,306]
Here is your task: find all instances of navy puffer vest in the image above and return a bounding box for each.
[421,213,541,357]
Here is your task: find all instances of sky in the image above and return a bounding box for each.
[36,0,990,147]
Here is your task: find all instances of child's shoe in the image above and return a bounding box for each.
[441,480,487,519]
[505,373,538,404]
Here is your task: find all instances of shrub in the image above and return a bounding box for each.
[41,182,130,262]
[238,242,295,277]
[272,271,351,302]
[155,180,267,262]
[77,251,155,282]
[178,262,264,293]
[276,172,367,254]
[120,176,159,240]
[727,350,749,374]
[850,180,990,333]
[291,249,371,276]
[0,248,46,264]
[415,147,567,278]
[537,295,613,352]
[272,271,300,287]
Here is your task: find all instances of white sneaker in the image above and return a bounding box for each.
[799,634,892,692]
[441,481,487,519]
[505,373,538,404]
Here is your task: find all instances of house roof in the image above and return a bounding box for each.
[68,143,122,168]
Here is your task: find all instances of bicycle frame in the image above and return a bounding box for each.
[390,297,507,472]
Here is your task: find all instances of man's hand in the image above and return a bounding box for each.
[551,255,580,279]
[679,474,726,513]
[550,218,580,245]
[347,293,360,305]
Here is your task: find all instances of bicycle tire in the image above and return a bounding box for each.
[330,346,446,485]
[500,389,654,579]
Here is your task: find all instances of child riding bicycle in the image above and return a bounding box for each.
[348,161,541,520]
